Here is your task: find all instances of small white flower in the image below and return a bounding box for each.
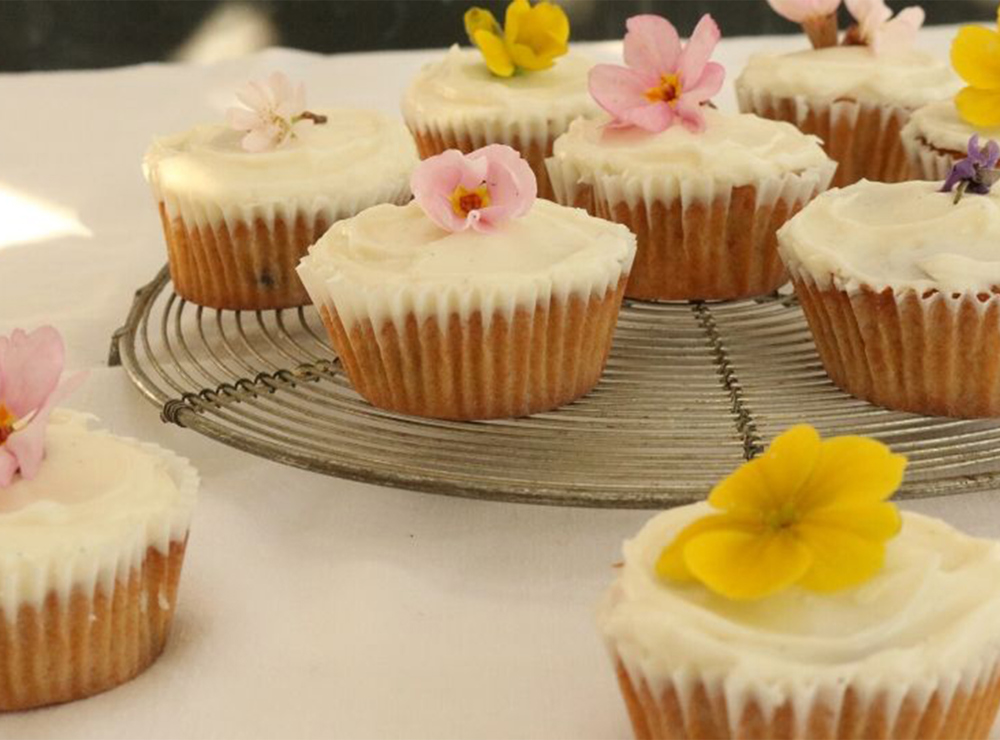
[226,72,321,153]
[845,0,924,55]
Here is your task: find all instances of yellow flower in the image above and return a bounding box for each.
[657,425,906,601]
[952,6,1000,127]
[464,0,570,78]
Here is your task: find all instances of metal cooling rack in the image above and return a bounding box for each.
[109,266,1000,508]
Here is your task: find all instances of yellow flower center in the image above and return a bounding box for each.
[763,504,799,531]
[450,184,491,216]
[0,404,16,446]
[645,73,683,106]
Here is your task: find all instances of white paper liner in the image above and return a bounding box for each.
[610,642,1000,739]
[900,122,956,182]
[0,415,199,618]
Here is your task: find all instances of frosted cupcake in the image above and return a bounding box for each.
[144,72,417,310]
[402,0,599,201]
[0,327,198,710]
[737,0,959,188]
[600,425,1000,740]
[297,145,635,420]
[778,139,1000,418]
[547,14,836,301]
[902,15,1000,180]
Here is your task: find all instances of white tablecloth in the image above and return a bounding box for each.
[2,26,997,740]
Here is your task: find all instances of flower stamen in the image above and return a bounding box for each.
[645,73,683,106]
[0,404,14,446]
[450,184,492,216]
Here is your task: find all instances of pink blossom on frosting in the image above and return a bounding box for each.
[0,327,86,488]
[410,145,537,233]
[845,0,924,54]
[766,0,841,24]
[588,15,725,134]
[226,72,326,153]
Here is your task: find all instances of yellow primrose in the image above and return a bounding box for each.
[464,0,570,78]
[952,6,1000,127]
[657,425,906,601]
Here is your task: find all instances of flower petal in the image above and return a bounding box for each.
[678,15,721,92]
[683,528,813,600]
[951,26,1000,91]
[800,502,901,542]
[767,0,842,24]
[709,425,822,516]
[508,41,554,72]
[411,150,470,232]
[797,436,907,511]
[683,61,726,103]
[241,129,278,153]
[623,14,681,76]
[0,326,65,419]
[0,448,17,488]
[674,98,709,133]
[655,513,756,583]
[5,370,86,481]
[956,86,1000,127]
[795,520,889,592]
[471,144,536,231]
[226,107,261,131]
[234,81,268,112]
[464,7,502,42]
[473,28,515,77]
[589,64,664,129]
[872,6,923,56]
[504,0,530,43]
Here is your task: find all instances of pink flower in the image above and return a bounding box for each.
[588,15,725,134]
[226,72,327,153]
[767,0,841,23]
[845,0,924,54]
[410,145,537,233]
[0,327,86,488]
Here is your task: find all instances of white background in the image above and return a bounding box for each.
[2,25,998,740]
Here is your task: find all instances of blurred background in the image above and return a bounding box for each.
[1,0,997,72]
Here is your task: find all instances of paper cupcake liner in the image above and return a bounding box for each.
[612,652,1000,740]
[0,540,188,712]
[900,130,959,182]
[736,85,912,188]
[149,180,412,311]
[546,160,835,301]
[308,276,628,420]
[791,271,1000,418]
[409,123,558,201]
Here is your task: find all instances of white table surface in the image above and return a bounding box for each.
[2,25,998,740]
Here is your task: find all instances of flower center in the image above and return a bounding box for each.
[450,184,492,216]
[645,73,683,106]
[0,404,16,446]
[763,504,798,531]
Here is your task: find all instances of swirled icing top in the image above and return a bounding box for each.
[0,411,198,615]
[600,503,1000,698]
[401,45,600,138]
[778,180,1000,294]
[903,99,1000,154]
[144,108,417,222]
[736,46,959,109]
[296,198,636,328]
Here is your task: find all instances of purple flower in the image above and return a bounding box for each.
[941,135,1000,202]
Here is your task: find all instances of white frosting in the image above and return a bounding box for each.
[600,503,1000,717]
[401,45,600,142]
[902,99,1000,154]
[778,179,1000,294]
[297,198,636,329]
[550,109,833,193]
[143,108,417,227]
[736,46,959,109]
[0,411,198,616]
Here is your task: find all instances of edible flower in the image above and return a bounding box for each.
[411,145,536,233]
[766,0,842,49]
[843,0,924,55]
[0,327,86,488]
[226,72,328,153]
[941,135,1000,203]
[657,425,906,601]
[951,7,1000,127]
[464,0,569,78]
[588,15,725,134]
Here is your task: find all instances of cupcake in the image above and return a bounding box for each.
[297,145,636,420]
[0,327,198,710]
[778,141,1000,418]
[546,14,836,301]
[737,0,959,188]
[402,0,599,201]
[902,15,1000,180]
[600,424,1000,740]
[144,72,418,310]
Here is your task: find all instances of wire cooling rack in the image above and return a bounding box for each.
[109,266,1000,508]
